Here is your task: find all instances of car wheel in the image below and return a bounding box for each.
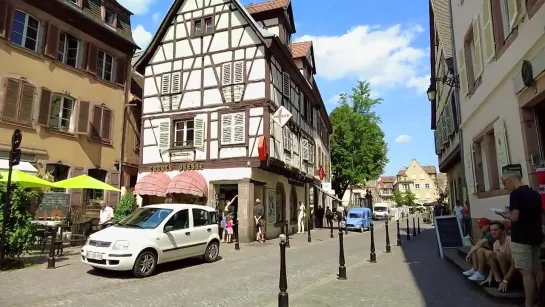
[132,250,157,278]
[204,241,220,263]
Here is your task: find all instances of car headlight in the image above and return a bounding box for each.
[85,237,91,245]
[112,240,130,250]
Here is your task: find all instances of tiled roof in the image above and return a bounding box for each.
[397,169,406,176]
[246,0,290,14]
[291,41,312,58]
[422,166,437,174]
[380,176,396,183]
[430,0,453,57]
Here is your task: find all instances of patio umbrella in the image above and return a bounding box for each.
[0,170,59,188]
[54,174,120,191]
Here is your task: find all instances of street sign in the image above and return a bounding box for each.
[272,106,292,127]
[319,165,325,180]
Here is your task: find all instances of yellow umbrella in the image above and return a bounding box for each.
[54,174,120,191]
[0,170,59,188]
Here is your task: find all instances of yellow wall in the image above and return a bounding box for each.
[396,160,439,204]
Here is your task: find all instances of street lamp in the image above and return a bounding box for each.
[426,86,436,102]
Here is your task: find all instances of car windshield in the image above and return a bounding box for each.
[349,213,362,218]
[374,207,387,212]
[116,207,173,229]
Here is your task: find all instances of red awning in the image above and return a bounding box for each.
[166,171,208,198]
[134,172,171,197]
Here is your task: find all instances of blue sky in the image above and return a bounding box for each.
[122,0,437,176]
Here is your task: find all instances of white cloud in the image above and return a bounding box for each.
[152,12,161,23]
[395,134,412,143]
[297,24,429,93]
[117,0,156,15]
[132,25,153,49]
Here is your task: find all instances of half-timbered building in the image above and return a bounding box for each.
[134,0,335,242]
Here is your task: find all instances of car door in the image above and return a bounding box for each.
[160,209,192,261]
[190,208,216,255]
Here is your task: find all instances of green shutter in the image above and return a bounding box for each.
[482,0,495,62]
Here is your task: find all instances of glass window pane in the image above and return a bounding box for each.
[186,121,194,129]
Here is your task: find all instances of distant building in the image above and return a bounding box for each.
[394,159,447,205]
[378,176,396,204]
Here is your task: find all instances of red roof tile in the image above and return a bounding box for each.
[246,0,290,14]
[291,41,312,58]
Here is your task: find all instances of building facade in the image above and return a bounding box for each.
[395,159,446,205]
[134,0,334,242]
[450,0,545,219]
[378,176,395,204]
[0,0,138,211]
[429,0,464,208]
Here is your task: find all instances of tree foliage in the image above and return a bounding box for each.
[393,190,405,207]
[330,81,388,199]
[114,193,138,222]
[403,190,417,207]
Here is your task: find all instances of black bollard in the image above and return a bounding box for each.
[417,216,421,234]
[330,219,334,238]
[344,217,348,235]
[307,219,311,243]
[285,224,290,248]
[337,228,347,280]
[234,205,240,250]
[385,219,391,253]
[412,217,417,237]
[406,218,411,241]
[278,234,289,307]
[47,226,58,269]
[396,219,402,246]
[369,223,377,263]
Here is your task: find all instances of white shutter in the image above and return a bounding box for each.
[158,121,170,149]
[482,0,495,63]
[464,145,476,194]
[283,127,291,151]
[457,48,468,96]
[222,63,232,86]
[472,16,483,77]
[493,119,510,184]
[282,72,290,97]
[221,114,233,144]
[292,133,298,154]
[171,72,181,93]
[507,0,519,30]
[193,118,205,148]
[233,112,245,144]
[302,139,309,160]
[234,61,244,83]
[309,142,314,163]
[161,74,171,95]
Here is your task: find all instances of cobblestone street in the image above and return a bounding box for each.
[0,221,513,307]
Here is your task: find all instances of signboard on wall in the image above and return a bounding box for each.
[150,162,204,172]
[272,106,292,127]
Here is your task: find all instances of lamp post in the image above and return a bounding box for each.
[406,218,411,241]
[413,216,417,237]
[233,204,240,250]
[0,129,22,270]
[369,222,377,263]
[385,219,391,253]
[278,234,289,307]
[337,227,347,280]
[396,219,402,246]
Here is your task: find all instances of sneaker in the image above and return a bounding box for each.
[468,272,485,281]
[463,268,476,276]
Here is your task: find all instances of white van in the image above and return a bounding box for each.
[372,203,390,220]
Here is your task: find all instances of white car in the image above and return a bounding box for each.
[81,204,221,278]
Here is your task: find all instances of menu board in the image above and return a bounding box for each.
[435,216,463,258]
[35,192,70,218]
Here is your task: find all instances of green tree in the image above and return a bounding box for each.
[330,81,388,200]
[403,190,417,207]
[114,193,138,222]
[393,190,405,207]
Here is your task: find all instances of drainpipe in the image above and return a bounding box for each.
[447,0,467,203]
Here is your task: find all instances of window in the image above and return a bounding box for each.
[103,7,116,27]
[164,209,189,230]
[498,0,510,38]
[173,120,194,147]
[415,184,420,189]
[1,78,35,125]
[57,32,80,68]
[193,17,214,36]
[402,184,410,190]
[11,10,40,52]
[84,169,107,203]
[97,50,114,82]
[220,112,245,145]
[192,209,214,227]
[49,95,75,131]
[425,183,430,189]
[90,105,113,142]
[282,72,290,97]
[459,19,483,96]
[45,163,70,192]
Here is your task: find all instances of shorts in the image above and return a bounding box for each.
[510,242,541,269]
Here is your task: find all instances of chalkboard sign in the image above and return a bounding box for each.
[35,192,70,219]
[435,216,463,258]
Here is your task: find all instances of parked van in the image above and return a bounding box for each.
[344,207,372,232]
[373,203,390,220]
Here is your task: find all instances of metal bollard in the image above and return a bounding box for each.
[418,216,421,234]
[406,218,411,241]
[330,219,334,238]
[278,234,289,307]
[412,217,417,237]
[385,219,391,253]
[396,219,402,246]
[307,219,311,243]
[337,228,347,280]
[369,223,377,263]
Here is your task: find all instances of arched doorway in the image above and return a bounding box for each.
[275,182,286,222]
[290,186,297,223]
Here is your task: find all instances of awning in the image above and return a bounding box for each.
[134,172,171,197]
[166,171,208,197]
[312,184,341,202]
[0,160,38,174]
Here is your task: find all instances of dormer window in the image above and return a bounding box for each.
[103,7,117,28]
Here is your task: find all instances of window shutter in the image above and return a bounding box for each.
[76,100,90,134]
[233,112,245,144]
[507,0,519,30]
[37,88,52,126]
[283,127,291,151]
[234,61,244,83]
[70,167,85,207]
[471,16,483,77]
[91,105,102,139]
[309,143,314,163]
[493,119,510,185]
[18,83,35,124]
[115,57,126,85]
[86,44,98,74]
[44,23,59,59]
[464,145,476,194]
[160,74,171,95]
[0,1,7,37]
[222,63,232,86]
[434,130,441,154]
[457,48,468,96]
[221,113,233,144]
[81,42,89,70]
[2,79,20,120]
[158,121,170,149]
[107,171,120,207]
[302,139,309,160]
[171,72,181,93]
[193,117,205,148]
[101,108,112,141]
[482,0,495,63]
[282,72,290,97]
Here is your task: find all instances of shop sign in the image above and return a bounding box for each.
[151,162,204,173]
